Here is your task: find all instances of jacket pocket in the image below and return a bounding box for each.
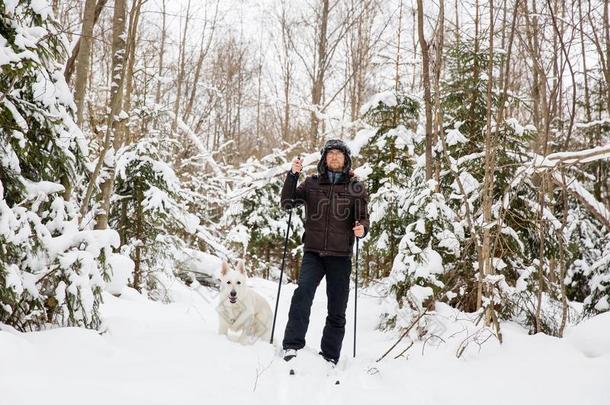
[326,229,350,254]
[304,229,325,251]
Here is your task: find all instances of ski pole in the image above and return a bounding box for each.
[353,223,360,358]
[270,157,300,345]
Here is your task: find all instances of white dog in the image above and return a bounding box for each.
[216,260,272,344]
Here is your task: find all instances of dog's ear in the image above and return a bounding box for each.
[221,261,230,277]
[237,260,246,275]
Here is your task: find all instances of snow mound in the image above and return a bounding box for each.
[564,312,610,358]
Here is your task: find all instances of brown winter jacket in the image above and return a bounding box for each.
[280,170,369,257]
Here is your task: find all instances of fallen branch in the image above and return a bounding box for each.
[376,307,429,362]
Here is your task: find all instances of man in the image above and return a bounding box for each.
[280,139,369,366]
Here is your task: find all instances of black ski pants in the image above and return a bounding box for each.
[282,251,352,363]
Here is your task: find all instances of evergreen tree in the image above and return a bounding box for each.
[359,92,420,280]
[0,1,124,330]
[111,137,200,296]
[224,147,305,280]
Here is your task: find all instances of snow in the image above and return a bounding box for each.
[359,90,397,115]
[532,144,610,168]
[30,0,51,19]
[5,264,24,295]
[452,171,480,196]
[348,128,377,157]
[3,0,18,15]
[564,312,610,358]
[0,35,20,66]
[21,179,65,199]
[437,230,460,255]
[445,125,467,146]
[353,162,373,180]
[4,99,28,131]
[553,173,610,229]
[1,275,608,404]
[105,254,135,296]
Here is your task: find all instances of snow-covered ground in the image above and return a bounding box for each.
[1,275,609,405]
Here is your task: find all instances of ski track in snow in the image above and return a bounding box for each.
[1,276,610,405]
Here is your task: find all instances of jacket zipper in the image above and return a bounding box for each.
[322,182,335,254]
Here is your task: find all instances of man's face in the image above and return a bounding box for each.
[326,149,345,171]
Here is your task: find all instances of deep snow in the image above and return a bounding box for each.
[1,275,609,405]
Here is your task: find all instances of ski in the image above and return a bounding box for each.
[327,368,340,385]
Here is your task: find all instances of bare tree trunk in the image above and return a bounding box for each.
[535,173,547,333]
[524,0,551,153]
[172,0,192,131]
[118,0,144,147]
[64,0,108,83]
[558,167,569,337]
[310,0,330,146]
[281,7,293,142]
[183,1,219,123]
[603,0,610,113]
[432,0,445,191]
[410,7,417,92]
[73,0,96,127]
[134,185,143,291]
[478,0,497,325]
[347,0,375,124]
[417,0,433,180]
[394,0,403,91]
[80,0,127,228]
[578,0,592,123]
[155,0,167,106]
[51,0,60,17]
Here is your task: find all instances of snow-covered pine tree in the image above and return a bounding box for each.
[357,91,463,330]
[563,203,610,314]
[440,40,554,326]
[379,40,559,333]
[568,76,610,316]
[111,137,200,297]
[358,91,420,282]
[0,0,126,330]
[223,147,305,280]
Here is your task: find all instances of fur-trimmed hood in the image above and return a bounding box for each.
[316,139,352,176]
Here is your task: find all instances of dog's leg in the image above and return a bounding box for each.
[251,319,265,339]
[231,307,253,331]
[238,324,251,344]
[218,318,229,336]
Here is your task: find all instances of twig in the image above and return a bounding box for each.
[376,307,429,362]
[421,333,446,356]
[252,358,274,392]
[393,340,414,359]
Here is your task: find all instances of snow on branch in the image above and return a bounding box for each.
[531,144,610,169]
[521,144,610,230]
[575,117,610,129]
[551,173,610,231]
[164,110,223,177]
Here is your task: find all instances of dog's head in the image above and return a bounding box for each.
[219,260,248,305]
